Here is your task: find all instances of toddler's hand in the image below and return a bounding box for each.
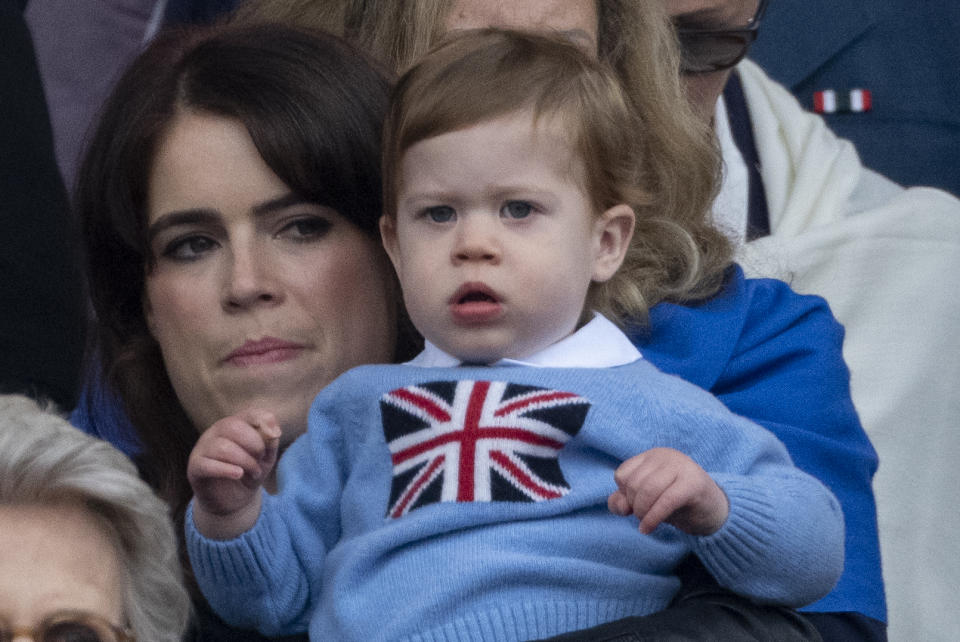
[608,447,729,535]
[187,409,281,538]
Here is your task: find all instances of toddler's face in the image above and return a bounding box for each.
[382,110,624,364]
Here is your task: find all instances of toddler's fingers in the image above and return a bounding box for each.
[205,434,264,475]
[245,410,281,471]
[245,410,282,450]
[613,452,647,491]
[193,456,246,482]
[245,409,281,438]
[608,490,632,516]
[638,483,685,534]
[208,415,271,459]
[621,463,675,519]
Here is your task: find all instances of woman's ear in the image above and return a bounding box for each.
[143,296,158,339]
[591,204,635,282]
[379,214,402,274]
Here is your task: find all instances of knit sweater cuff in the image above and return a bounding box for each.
[185,498,287,588]
[691,475,841,606]
[184,498,310,635]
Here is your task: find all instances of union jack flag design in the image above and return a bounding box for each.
[380,380,591,519]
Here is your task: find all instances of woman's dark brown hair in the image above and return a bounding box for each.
[75,22,400,559]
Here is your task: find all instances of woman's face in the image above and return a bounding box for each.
[0,503,125,636]
[144,110,396,443]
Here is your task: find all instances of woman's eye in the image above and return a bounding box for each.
[502,201,533,219]
[279,216,332,240]
[162,235,217,261]
[424,206,456,223]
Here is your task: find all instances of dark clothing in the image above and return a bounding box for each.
[749,0,960,197]
[163,0,240,26]
[538,557,821,641]
[186,599,306,642]
[0,0,85,409]
[538,556,885,641]
[724,73,770,240]
[25,0,156,191]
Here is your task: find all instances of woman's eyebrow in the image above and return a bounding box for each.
[147,209,220,242]
[251,192,310,216]
[147,193,311,241]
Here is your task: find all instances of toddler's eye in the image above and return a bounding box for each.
[502,201,533,219]
[425,206,456,223]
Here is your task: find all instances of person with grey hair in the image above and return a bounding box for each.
[0,394,190,642]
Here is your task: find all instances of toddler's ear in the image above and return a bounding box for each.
[379,214,402,272]
[591,204,635,282]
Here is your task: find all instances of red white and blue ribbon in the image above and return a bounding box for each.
[813,89,872,114]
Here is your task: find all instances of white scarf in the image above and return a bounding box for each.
[733,59,960,639]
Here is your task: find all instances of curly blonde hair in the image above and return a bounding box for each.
[236,0,732,323]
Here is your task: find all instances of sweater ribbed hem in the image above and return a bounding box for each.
[693,475,844,606]
[185,501,303,634]
[396,599,663,642]
[695,475,781,581]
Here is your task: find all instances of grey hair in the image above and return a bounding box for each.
[0,395,191,640]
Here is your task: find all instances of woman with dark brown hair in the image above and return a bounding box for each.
[72,21,412,640]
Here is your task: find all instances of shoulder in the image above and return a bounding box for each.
[734,268,845,350]
[639,265,843,389]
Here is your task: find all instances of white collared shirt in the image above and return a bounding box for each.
[406,314,642,369]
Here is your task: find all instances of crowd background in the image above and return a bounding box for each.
[3,0,958,640]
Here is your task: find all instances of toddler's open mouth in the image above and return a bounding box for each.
[449,283,503,324]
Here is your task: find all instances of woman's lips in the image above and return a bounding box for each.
[449,282,502,324]
[224,337,306,366]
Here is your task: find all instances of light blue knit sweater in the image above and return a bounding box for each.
[187,360,844,641]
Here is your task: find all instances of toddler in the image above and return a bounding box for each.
[186,29,844,641]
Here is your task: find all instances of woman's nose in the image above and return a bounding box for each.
[451,217,501,264]
[222,245,282,310]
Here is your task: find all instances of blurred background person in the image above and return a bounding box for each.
[0,393,190,641]
[750,1,960,197]
[25,0,158,192]
[0,0,85,409]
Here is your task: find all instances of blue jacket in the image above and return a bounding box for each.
[749,0,960,197]
[637,266,883,621]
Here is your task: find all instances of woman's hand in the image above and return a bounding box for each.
[187,409,281,540]
[608,447,729,536]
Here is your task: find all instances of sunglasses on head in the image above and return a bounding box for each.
[676,0,769,74]
[1,610,134,642]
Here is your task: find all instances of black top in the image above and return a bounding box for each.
[723,71,771,241]
[0,0,85,409]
